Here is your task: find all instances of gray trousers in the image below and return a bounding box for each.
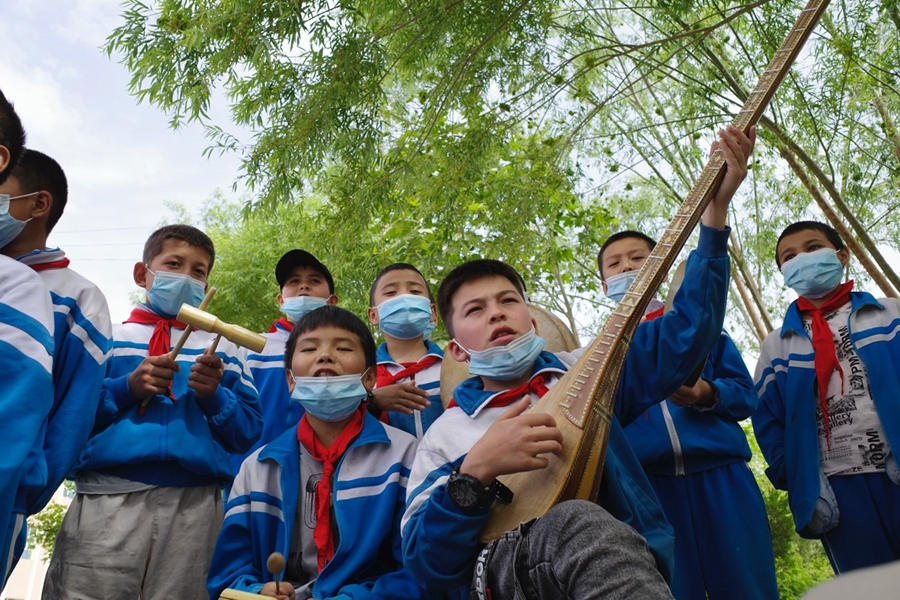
[43,485,222,600]
[473,500,674,600]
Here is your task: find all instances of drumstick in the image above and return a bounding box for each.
[266,552,285,595]
[139,287,217,413]
[206,333,222,355]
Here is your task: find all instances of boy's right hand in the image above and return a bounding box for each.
[259,581,295,600]
[127,355,178,400]
[371,382,430,415]
[460,398,563,485]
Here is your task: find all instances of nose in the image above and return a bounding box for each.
[316,348,334,363]
[487,300,506,323]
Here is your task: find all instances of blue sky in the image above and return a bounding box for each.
[0,1,246,321]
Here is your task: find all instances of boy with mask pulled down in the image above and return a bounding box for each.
[44,224,262,598]
[208,305,422,600]
[367,262,443,439]
[753,220,900,573]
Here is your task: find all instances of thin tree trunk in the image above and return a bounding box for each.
[731,276,767,343]
[778,147,899,298]
[729,239,774,332]
[873,91,900,165]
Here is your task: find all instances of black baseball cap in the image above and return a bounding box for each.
[275,249,335,293]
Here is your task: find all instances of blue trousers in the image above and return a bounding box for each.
[648,461,778,600]
[822,472,900,573]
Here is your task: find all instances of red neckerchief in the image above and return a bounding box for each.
[28,257,70,271]
[124,306,187,411]
[447,374,549,410]
[796,280,854,450]
[643,306,664,322]
[267,317,294,333]
[296,404,366,571]
[376,355,440,387]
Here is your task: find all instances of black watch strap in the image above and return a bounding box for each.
[447,468,514,513]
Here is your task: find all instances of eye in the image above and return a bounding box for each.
[337,345,354,352]
[807,243,823,251]
[501,296,519,304]
[782,252,796,263]
[298,345,316,353]
[409,288,424,295]
[464,305,482,316]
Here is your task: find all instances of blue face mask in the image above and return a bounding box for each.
[289,372,368,422]
[0,193,36,250]
[282,296,328,322]
[456,328,547,380]
[604,270,638,303]
[376,294,433,340]
[146,269,207,318]
[781,248,844,299]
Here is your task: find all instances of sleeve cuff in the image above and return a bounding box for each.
[696,224,731,257]
[108,374,140,412]
[195,386,230,417]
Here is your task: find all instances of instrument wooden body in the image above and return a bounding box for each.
[480,0,832,542]
[219,589,271,600]
[177,304,267,353]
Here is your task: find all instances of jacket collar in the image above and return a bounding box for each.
[452,351,567,417]
[781,290,884,338]
[259,410,391,466]
[376,339,444,365]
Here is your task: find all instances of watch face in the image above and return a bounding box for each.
[448,472,485,509]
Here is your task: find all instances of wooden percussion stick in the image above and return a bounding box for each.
[206,334,222,355]
[169,287,217,360]
[266,552,285,595]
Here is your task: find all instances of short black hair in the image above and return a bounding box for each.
[284,305,377,369]
[143,224,215,269]
[369,262,433,305]
[10,149,67,233]
[437,259,527,338]
[597,230,657,279]
[775,221,846,267]
[0,89,26,185]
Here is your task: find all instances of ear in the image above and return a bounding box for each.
[447,339,470,363]
[366,305,379,326]
[531,317,539,336]
[836,247,850,268]
[430,303,438,323]
[276,292,285,306]
[326,294,338,306]
[0,146,9,175]
[133,261,149,288]
[29,190,52,219]
[361,366,377,392]
[601,280,608,295]
[285,369,295,394]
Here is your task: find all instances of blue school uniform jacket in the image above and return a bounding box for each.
[236,322,304,472]
[375,340,443,438]
[624,331,755,476]
[207,413,424,600]
[17,249,112,513]
[0,256,54,537]
[752,292,900,537]
[75,312,262,486]
[401,225,732,597]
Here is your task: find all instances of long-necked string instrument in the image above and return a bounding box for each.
[481,0,832,542]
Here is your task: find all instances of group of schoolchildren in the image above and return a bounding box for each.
[1,86,898,600]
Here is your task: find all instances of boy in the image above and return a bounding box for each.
[0,149,113,517]
[43,224,263,598]
[207,305,423,600]
[0,88,54,589]
[402,126,754,598]
[600,229,777,600]
[241,249,338,469]
[367,262,443,438]
[753,220,900,573]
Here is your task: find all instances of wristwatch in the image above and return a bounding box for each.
[447,468,513,513]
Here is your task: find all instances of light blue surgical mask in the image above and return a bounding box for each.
[289,372,368,422]
[456,328,546,380]
[0,193,37,249]
[146,269,207,318]
[377,294,433,339]
[282,295,328,322]
[604,270,638,303]
[781,248,844,299]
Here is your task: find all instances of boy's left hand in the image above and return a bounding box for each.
[702,125,756,229]
[189,352,224,400]
[669,378,716,408]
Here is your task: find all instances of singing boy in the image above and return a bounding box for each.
[753,220,900,573]
[600,229,777,600]
[208,305,422,600]
[401,126,754,598]
[367,262,443,438]
[44,224,262,598]
[0,149,113,516]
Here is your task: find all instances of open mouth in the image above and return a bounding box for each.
[314,368,338,377]
[489,326,517,344]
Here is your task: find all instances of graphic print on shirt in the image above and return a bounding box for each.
[806,304,889,475]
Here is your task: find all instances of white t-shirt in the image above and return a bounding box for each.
[805,303,890,476]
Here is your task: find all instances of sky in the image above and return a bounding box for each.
[0,0,247,322]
